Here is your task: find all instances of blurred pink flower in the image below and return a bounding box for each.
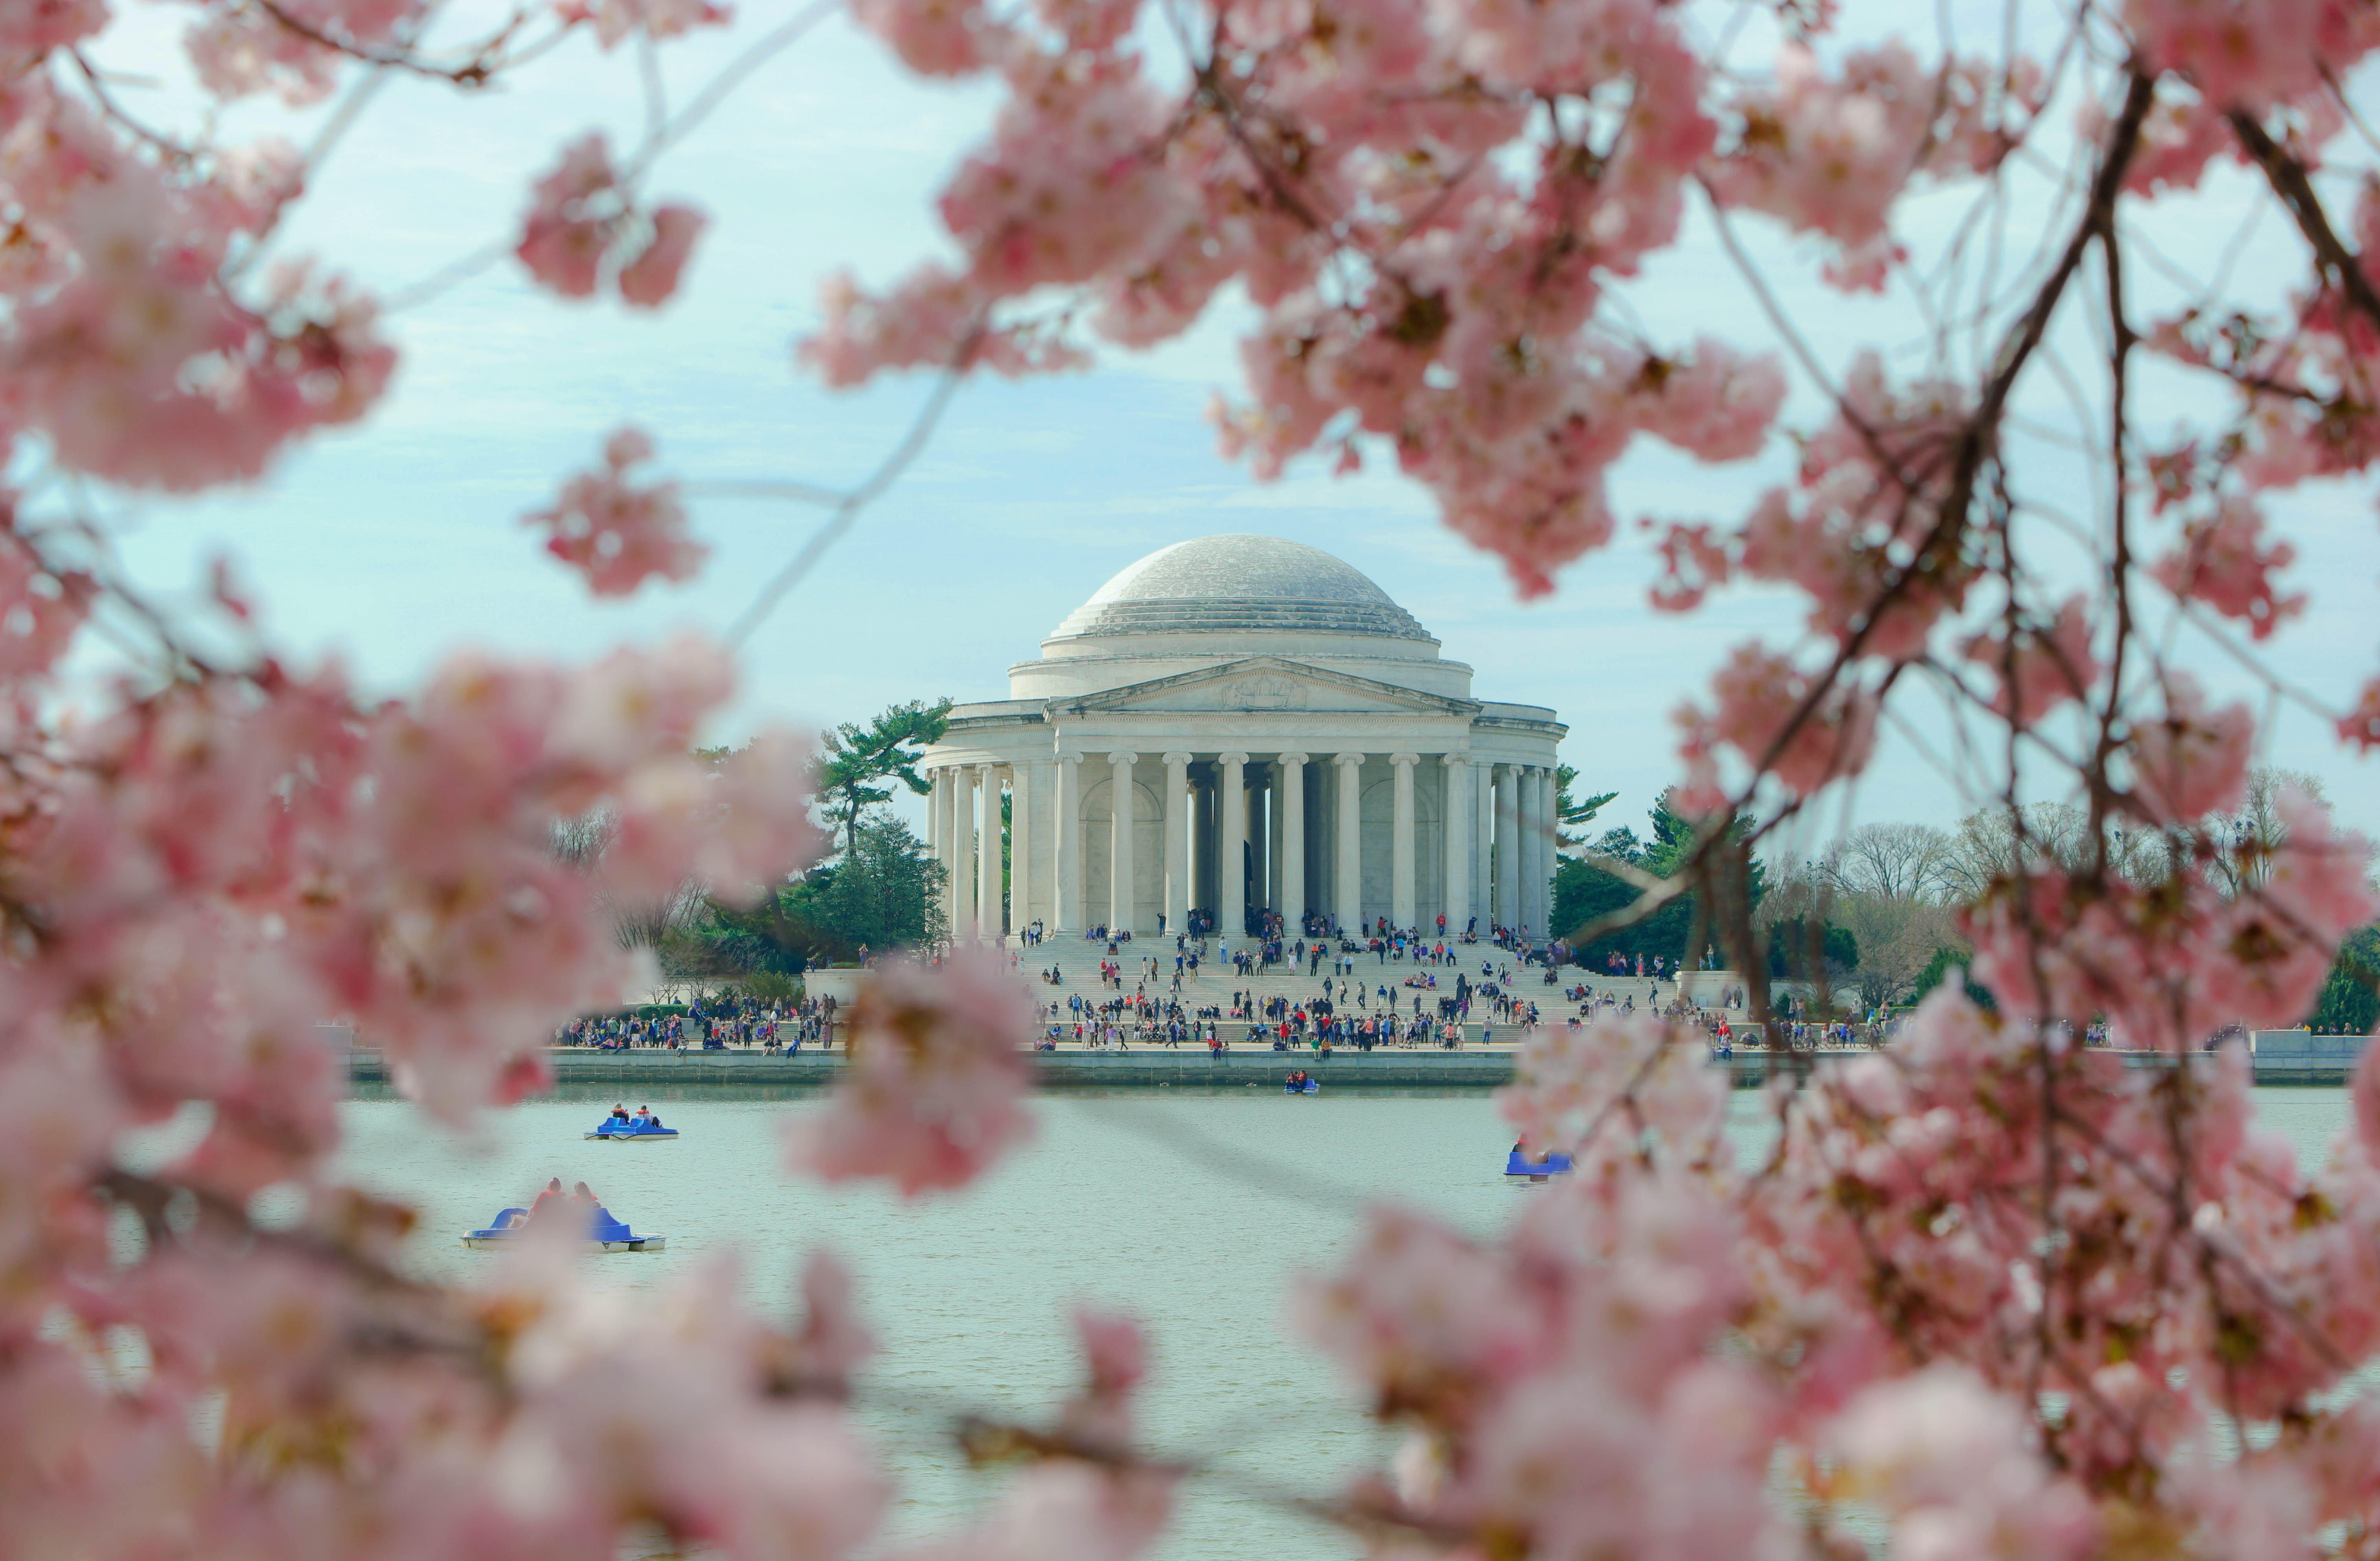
[787,952,1035,1195]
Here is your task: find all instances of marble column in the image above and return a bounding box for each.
[1248,772,1269,915]
[1278,752,1307,933]
[1109,751,1139,934]
[1010,761,1035,938]
[1390,752,1418,930]
[976,763,1002,940]
[1440,754,1469,935]
[1472,759,1494,931]
[1516,767,1538,939]
[1542,766,1561,937]
[1162,751,1192,937]
[1510,765,1531,937]
[952,764,976,941]
[1218,751,1247,939]
[1195,775,1218,914]
[1055,754,1082,931]
[929,768,953,926]
[1334,752,1364,933]
[1494,764,1519,932]
[1266,768,1283,918]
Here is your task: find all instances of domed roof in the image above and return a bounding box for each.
[1051,535,1432,643]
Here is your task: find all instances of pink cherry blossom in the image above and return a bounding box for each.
[785,1251,876,1393]
[1704,44,2036,282]
[1499,1010,1727,1183]
[517,134,623,299]
[786,951,1035,1195]
[517,138,709,309]
[2152,493,2304,638]
[2338,675,2380,750]
[558,0,733,48]
[618,203,708,308]
[849,0,997,76]
[525,426,708,596]
[0,526,88,678]
[890,1309,1174,1561]
[1829,1366,2096,1561]
[2127,672,2254,824]
[1675,642,1878,811]
[1961,595,2098,721]
[2125,0,2335,113]
[1624,339,1786,461]
[0,0,108,64]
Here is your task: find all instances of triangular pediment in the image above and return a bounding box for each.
[1056,658,1478,717]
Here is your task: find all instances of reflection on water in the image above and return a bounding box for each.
[337,1086,2354,1561]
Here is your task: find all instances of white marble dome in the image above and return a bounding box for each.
[1050,534,1433,643]
[923,531,1565,946]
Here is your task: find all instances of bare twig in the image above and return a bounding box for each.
[725,351,976,646]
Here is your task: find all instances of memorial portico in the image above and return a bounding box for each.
[921,536,1566,942]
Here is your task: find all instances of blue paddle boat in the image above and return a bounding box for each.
[1505,1144,1573,1183]
[586,1114,680,1142]
[461,1204,666,1252]
[1285,1073,1319,1094]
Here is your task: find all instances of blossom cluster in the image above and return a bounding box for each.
[525,426,709,595]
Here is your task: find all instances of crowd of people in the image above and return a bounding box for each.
[556,990,838,1053]
[544,913,1984,1061]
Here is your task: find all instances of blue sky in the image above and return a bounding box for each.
[73,0,2380,850]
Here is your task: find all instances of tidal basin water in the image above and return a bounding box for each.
[339,1085,2359,1561]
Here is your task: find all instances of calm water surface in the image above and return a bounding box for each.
[337,1086,2357,1561]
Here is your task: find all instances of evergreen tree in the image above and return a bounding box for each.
[815,699,952,856]
[1550,792,1764,969]
[689,813,948,974]
[1553,763,1618,847]
[2309,925,2380,1033]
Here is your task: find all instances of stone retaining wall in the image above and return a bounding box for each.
[345,1043,2315,1094]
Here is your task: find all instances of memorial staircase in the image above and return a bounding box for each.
[994,927,1686,1041]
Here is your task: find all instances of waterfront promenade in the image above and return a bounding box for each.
[341,932,2364,1093]
[346,1039,2327,1092]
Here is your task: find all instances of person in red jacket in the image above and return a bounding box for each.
[526,1177,565,1224]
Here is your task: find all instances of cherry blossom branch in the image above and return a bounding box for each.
[1670,66,2157,917]
[623,0,841,178]
[2229,111,2380,335]
[251,0,546,85]
[723,349,975,646]
[67,51,195,163]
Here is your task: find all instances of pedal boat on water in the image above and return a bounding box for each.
[1505,1143,1573,1183]
[461,1206,666,1253]
[586,1117,680,1142]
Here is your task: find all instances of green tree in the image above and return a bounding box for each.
[1765,917,1858,979]
[682,813,948,975]
[1642,792,1700,878]
[1911,944,1996,1011]
[1590,825,1645,864]
[1553,764,1618,847]
[786,813,949,959]
[815,699,951,856]
[1551,792,1764,970]
[2309,925,2380,1033]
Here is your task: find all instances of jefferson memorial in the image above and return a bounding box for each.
[918,535,1567,941]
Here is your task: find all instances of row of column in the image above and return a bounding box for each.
[925,754,1558,942]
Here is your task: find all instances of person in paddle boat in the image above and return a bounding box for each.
[632,1105,663,1129]
[607,1104,630,1126]
[569,1180,599,1213]
[527,1177,566,1224]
